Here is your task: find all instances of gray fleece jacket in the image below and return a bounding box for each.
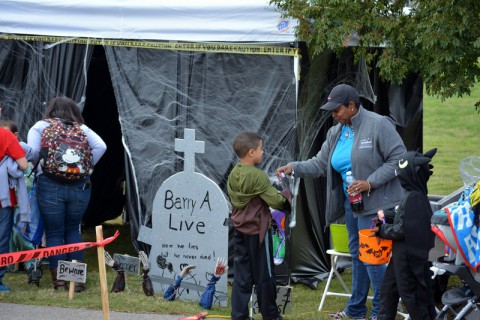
[291,106,406,224]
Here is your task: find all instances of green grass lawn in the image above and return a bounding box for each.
[423,83,480,196]
[0,219,434,320]
[0,221,365,320]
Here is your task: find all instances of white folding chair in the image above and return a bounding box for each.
[318,248,357,311]
[319,224,367,311]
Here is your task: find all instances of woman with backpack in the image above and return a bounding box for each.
[27,96,107,292]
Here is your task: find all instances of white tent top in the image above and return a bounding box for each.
[0,0,297,42]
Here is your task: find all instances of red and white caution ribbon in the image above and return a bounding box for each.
[0,230,119,267]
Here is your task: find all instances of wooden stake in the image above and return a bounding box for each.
[96,225,110,320]
[68,259,77,300]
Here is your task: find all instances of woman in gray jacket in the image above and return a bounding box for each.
[276,84,406,320]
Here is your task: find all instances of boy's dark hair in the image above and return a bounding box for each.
[0,120,18,133]
[44,96,85,124]
[232,131,262,158]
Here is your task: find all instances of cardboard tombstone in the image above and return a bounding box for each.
[138,128,229,306]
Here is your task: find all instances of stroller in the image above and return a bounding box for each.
[430,157,480,319]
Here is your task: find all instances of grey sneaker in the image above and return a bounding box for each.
[329,311,367,320]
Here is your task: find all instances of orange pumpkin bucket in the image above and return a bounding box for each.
[358,229,392,265]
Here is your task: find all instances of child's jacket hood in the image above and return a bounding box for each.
[397,148,437,194]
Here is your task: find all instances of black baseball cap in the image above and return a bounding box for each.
[321,84,360,111]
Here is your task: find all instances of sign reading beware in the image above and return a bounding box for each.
[57,260,87,283]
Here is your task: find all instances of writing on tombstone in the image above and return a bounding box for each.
[113,254,141,275]
[57,260,87,283]
[138,128,229,306]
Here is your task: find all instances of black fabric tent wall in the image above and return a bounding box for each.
[82,45,126,226]
[0,40,423,283]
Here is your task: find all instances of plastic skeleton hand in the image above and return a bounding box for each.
[105,251,125,292]
[104,251,115,267]
[104,251,124,272]
[138,251,154,296]
[164,265,195,301]
[214,258,228,277]
[139,251,150,271]
[180,265,196,279]
[105,251,123,272]
[198,259,227,310]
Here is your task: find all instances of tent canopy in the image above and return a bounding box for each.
[1,0,297,42]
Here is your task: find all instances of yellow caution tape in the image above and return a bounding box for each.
[0,34,298,56]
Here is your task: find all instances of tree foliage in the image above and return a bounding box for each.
[271,0,480,109]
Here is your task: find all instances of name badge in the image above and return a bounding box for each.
[359,138,372,149]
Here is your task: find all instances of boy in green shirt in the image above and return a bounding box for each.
[227,131,290,320]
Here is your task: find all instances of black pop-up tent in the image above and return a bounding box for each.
[0,0,422,283]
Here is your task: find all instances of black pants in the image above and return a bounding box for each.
[378,249,436,320]
[231,229,280,320]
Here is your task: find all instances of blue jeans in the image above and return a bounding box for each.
[0,206,14,283]
[37,174,91,269]
[344,199,387,318]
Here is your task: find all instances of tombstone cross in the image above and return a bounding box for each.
[175,128,205,173]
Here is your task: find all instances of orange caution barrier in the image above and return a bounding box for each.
[358,229,392,265]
